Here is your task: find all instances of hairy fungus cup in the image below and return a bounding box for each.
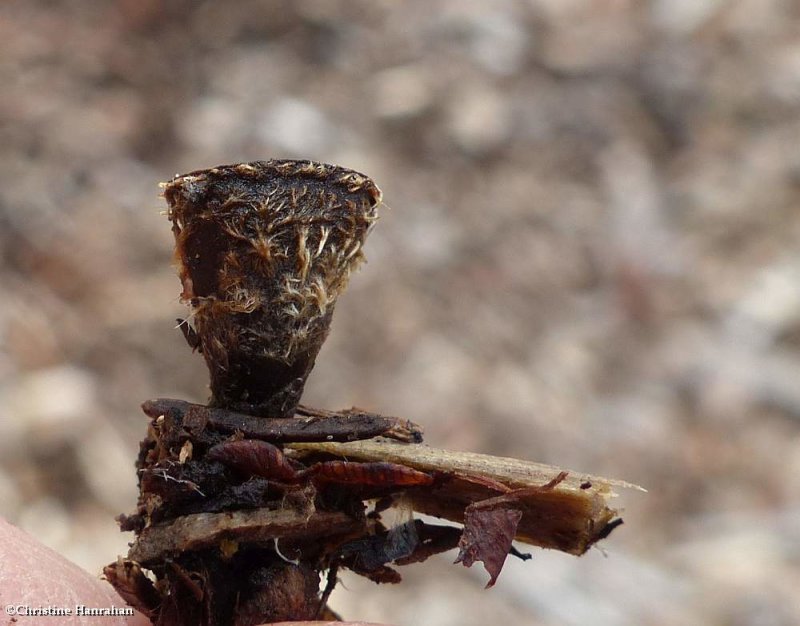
[164,160,381,417]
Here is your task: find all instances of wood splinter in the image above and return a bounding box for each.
[105,160,641,626]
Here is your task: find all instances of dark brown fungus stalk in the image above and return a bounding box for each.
[164,160,381,417]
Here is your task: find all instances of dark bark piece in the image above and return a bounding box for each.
[232,562,320,626]
[393,522,462,566]
[336,519,461,575]
[177,478,287,516]
[455,505,523,588]
[117,513,146,533]
[597,518,624,540]
[163,160,381,418]
[337,520,419,572]
[509,545,532,561]
[142,397,423,443]
[296,404,425,444]
[157,561,210,626]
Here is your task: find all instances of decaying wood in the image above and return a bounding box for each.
[103,558,161,617]
[287,439,641,555]
[111,394,636,621]
[129,508,365,565]
[142,397,423,443]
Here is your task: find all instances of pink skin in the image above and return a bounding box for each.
[0,517,149,626]
[0,517,383,626]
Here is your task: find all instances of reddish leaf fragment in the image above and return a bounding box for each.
[539,470,569,491]
[309,461,433,487]
[455,505,523,588]
[206,439,298,481]
[456,473,513,494]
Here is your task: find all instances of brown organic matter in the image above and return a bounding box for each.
[141,398,423,444]
[106,160,636,625]
[165,160,380,418]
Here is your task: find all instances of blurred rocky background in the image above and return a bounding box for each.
[1,1,799,624]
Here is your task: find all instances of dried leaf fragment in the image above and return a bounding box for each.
[455,504,523,587]
[206,439,298,481]
[308,461,433,487]
[103,558,161,617]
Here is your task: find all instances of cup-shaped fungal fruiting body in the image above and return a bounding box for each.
[163,160,381,417]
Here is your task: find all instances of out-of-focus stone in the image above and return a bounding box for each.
[257,97,338,155]
[372,64,433,119]
[650,0,722,35]
[3,366,96,450]
[0,471,22,519]
[446,84,511,154]
[465,8,529,76]
[16,497,72,556]
[537,0,644,73]
[76,421,138,513]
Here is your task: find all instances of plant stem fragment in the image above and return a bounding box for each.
[142,397,423,443]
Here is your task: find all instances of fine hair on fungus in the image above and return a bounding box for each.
[164,160,381,417]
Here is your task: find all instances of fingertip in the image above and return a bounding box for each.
[0,517,150,625]
[267,622,389,626]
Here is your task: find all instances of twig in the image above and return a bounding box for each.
[142,397,423,443]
